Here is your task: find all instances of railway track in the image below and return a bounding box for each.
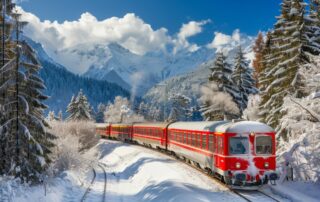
[234,190,281,202]
[128,141,283,202]
[81,163,107,202]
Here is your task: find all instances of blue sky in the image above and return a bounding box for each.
[19,0,281,45]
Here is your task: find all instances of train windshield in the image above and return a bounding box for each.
[256,136,272,154]
[229,137,248,154]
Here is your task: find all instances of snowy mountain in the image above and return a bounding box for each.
[81,43,213,95]
[143,36,255,116]
[26,37,130,116]
[81,34,254,96]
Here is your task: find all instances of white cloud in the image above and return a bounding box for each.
[19,8,169,56]
[173,20,210,54]
[207,29,242,52]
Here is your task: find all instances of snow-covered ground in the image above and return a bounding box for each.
[1,139,319,202]
[99,140,241,202]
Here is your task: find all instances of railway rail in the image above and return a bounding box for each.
[81,163,107,202]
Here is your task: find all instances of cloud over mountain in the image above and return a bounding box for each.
[19,7,249,74]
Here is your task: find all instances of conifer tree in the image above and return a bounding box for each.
[252,32,265,88]
[209,52,238,101]
[95,103,106,123]
[66,90,92,121]
[200,52,239,120]
[66,95,76,119]
[232,46,257,115]
[0,1,55,181]
[168,94,191,121]
[259,0,320,136]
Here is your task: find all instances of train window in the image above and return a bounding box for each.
[196,133,200,148]
[229,137,248,155]
[256,136,272,154]
[218,137,224,154]
[190,133,195,146]
[202,134,207,150]
[209,135,214,152]
[195,133,199,147]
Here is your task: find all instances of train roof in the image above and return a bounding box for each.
[133,122,170,128]
[215,121,274,133]
[95,123,110,128]
[111,123,133,127]
[168,121,229,132]
[168,121,274,133]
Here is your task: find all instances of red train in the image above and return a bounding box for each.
[96,120,278,189]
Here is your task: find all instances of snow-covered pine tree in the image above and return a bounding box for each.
[0,0,15,175]
[232,46,257,115]
[252,32,265,88]
[304,0,320,56]
[259,0,313,131]
[168,94,191,121]
[200,52,239,120]
[66,90,92,121]
[209,52,238,100]
[0,3,55,181]
[95,103,106,123]
[66,95,76,120]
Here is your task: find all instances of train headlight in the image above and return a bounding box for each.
[264,162,269,168]
[236,162,241,169]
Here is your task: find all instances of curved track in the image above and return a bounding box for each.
[98,163,107,202]
[81,168,96,202]
[81,163,107,202]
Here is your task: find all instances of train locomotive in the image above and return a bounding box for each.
[96,120,278,189]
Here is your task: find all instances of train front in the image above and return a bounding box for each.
[219,121,278,189]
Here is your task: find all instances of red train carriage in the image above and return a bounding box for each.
[168,121,277,189]
[95,123,110,138]
[167,121,227,172]
[132,123,170,150]
[97,120,277,189]
[110,123,132,141]
[215,121,277,188]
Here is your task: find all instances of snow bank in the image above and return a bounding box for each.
[98,140,243,202]
[0,170,87,202]
[267,181,320,202]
